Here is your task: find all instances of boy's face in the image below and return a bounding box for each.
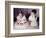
[17,15,27,25]
[19,13,22,16]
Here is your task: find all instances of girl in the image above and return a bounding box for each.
[28,9,37,27]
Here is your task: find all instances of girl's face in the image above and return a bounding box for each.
[31,12,34,15]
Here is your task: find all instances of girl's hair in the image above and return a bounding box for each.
[32,9,37,14]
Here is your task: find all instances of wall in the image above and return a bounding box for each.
[0,0,46,38]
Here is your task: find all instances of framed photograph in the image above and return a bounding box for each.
[5,1,45,37]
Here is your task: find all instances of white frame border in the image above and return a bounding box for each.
[10,5,42,33]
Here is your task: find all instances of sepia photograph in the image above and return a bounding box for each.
[5,1,45,37]
[13,8,39,30]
